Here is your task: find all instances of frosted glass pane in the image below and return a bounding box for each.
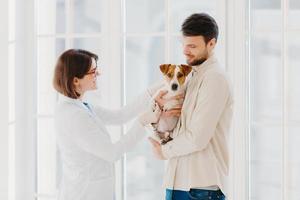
[170,36,186,64]
[288,33,300,200]
[251,0,281,31]
[290,0,300,9]
[56,0,66,34]
[9,124,15,200]
[251,10,281,31]
[9,0,15,41]
[125,37,164,102]
[250,32,282,123]
[250,126,282,200]
[288,33,300,122]
[289,1,300,30]
[37,118,57,194]
[288,0,300,29]
[170,0,216,33]
[37,38,65,115]
[73,0,102,33]
[126,0,165,33]
[73,38,102,58]
[9,44,15,123]
[288,127,300,200]
[288,10,300,29]
[37,0,65,34]
[251,0,281,9]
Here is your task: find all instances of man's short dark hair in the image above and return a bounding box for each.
[181,13,219,44]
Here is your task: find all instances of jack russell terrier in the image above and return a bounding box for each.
[152,64,192,144]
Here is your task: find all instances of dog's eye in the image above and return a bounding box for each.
[167,73,172,78]
[177,73,183,78]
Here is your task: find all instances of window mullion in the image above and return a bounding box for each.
[0,0,9,199]
[281,0,289,200]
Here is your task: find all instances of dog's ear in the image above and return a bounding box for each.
[180,64,192,76]
[160,64,171,74]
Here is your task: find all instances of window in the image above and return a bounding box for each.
[249,0,300,199]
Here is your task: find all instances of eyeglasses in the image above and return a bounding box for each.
[86,66,98,75]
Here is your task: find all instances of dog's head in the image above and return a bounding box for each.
[159,64,192,92]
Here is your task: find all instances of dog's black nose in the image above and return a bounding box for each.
[171,84,178,91]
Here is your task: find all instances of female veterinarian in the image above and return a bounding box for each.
[53,49,166,200]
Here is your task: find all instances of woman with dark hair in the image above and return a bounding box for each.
[53,49,162,200]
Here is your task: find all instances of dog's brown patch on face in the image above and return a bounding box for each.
[160,64,171,74]
[177,70,186,86]
[178,65,192,86]
[180,64,192,76]
[160,64,176,81]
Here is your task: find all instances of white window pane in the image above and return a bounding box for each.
[37,118,57,195]
[73,38,102,57]
[289,2,300,30]
[251,0,281,9]
[126,0,165,33]
[170,36,186,64]
[170,1,216,33]
[9,124,15,200]
[288,33,300,122]
[9,44,15,123]
[37,38,65,115]
[251,0,281,32]
[251,11,281,31]
[250,32,282,123]
[73,0,102,33]
[9,0,15,41]
[37,0,65,34]
[288,11,300,30]
[56,0,66,34]
[125,37,164,102]
[56,38,66,57]
[288,127,300,200]
[290,0,300,9]
[250,126,282,200]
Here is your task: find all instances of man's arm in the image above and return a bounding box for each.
[161,72,230,159]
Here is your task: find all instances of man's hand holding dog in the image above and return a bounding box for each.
[148,137,166,160]
[154,90,184,117]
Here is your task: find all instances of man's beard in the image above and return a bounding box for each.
[187,51,209,66]
[187,57,207,66]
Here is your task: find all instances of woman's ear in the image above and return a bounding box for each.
[73,77,80,87]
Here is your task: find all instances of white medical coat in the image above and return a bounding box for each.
[54,93,151,200]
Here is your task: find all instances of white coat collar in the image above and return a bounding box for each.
[58,94,91,112]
